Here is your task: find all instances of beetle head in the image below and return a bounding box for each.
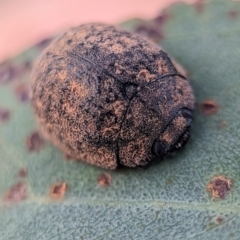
[152,108,193,156]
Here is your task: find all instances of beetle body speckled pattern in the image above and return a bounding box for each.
[31,23,195,169]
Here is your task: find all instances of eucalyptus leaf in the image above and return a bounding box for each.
[1,0,240,239]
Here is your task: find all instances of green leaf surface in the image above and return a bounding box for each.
[1,0,240,239]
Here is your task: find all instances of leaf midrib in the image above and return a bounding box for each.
[1,198,239,213]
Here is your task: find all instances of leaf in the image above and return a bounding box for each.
[1,0,240,239]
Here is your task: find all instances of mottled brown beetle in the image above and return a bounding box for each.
[31,23,195,169]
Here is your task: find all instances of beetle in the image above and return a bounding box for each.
[31,23,195,169]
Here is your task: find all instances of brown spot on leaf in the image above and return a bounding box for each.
[0,62,29,84]
[18,168,27,178]
[15,84,30,102]
[134,24,163,43]
[26,131,44,152]
[199,99,219,115]
[0,107,10,122]
[216,216,224,224]
[3,181,27,202]
[50,182,68,199]
[63,153,76,162]
[207,176,231,199]
[37,37,53,49]
[154,12,169,25]
[135,12,168,43]
[195,0,205,14]
[97,173,111,187]
[0,63,17,84]
[228,10,239,19]
[64,153,72,160]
